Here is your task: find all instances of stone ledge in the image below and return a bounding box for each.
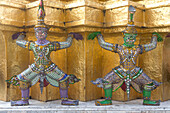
[0,99,169,113]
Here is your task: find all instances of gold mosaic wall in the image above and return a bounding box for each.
[0,0,169,102]
[26,1,65,27]
[104,1,144,27]
[138,33,166,101]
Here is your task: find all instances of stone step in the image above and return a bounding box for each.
[0,99,169,113]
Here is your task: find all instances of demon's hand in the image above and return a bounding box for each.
[12,31,26,40]
[88,32,101,40]
[69,32,83,41]
[6,75,20,86]
[152,32,163,42]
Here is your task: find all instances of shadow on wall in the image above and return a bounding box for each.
[162,33,170,101]
[0,31,7,101]
[163,33,170,83]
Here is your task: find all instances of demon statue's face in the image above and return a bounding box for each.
[35,28,48,40]
[123,33,137,47]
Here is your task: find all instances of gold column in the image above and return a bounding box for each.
[66,30,103,101]
[65,0,104,101]
[0,0,28,101]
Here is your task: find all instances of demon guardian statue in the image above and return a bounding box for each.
[7,0,83,106]
[89,5,163,106]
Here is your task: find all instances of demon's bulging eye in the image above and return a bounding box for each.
[124,36,129,39]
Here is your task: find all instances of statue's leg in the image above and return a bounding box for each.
[143,82,160,106]
[93,70,122,106]
[46,65,80,105]
[11,79,30,106]
[133,72,161,106]
[59,80,79,106]
[95,84,113,106]
[8,66,38,106]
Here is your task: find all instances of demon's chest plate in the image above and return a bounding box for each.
[123,47,137,61]
[119,46,139,71]
[32,44,52,68]
[34,45,50,58]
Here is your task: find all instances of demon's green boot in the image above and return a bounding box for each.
[143,83,160,106]
[95,88,112,106]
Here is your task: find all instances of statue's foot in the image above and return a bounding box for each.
[61,100,79,106]
[11,100,29,106]
[143,100,160,106]
[95,99,112,106]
